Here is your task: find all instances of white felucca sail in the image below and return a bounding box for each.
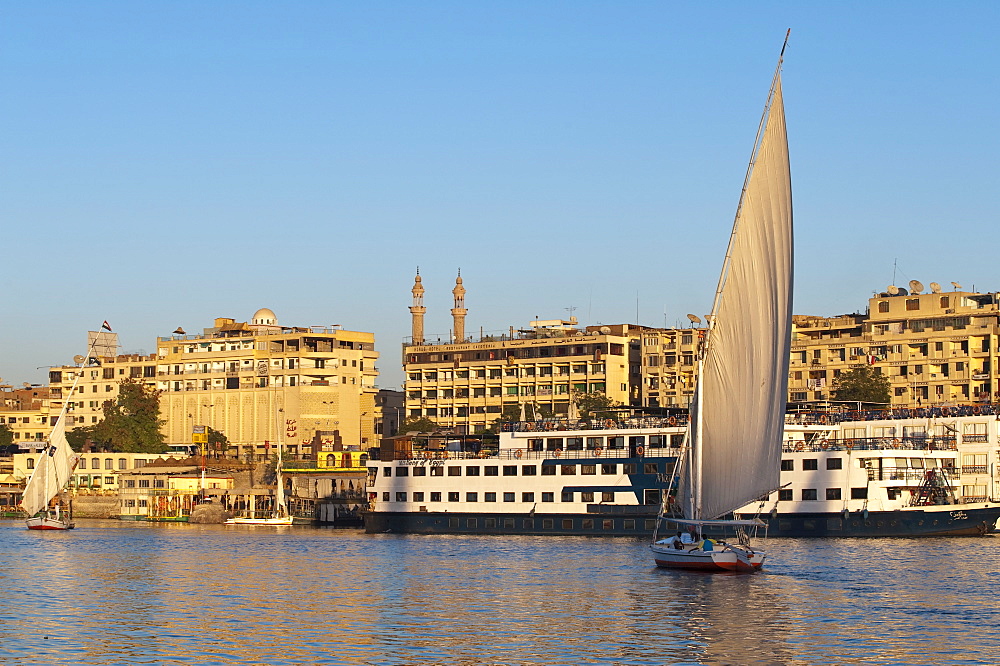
[21,414,75,516]
[682,45,793,522]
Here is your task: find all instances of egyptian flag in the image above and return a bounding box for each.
[101,321,112,332]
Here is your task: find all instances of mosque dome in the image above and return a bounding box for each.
[251,308,278,326]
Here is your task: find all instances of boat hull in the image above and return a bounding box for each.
[650,544,764,572]
[736,504,1000,537]
[364,510,659,536]
[25,516,74,530]
[225,516,297,526]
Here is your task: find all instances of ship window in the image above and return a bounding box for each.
[582,492,595,503]
[643,463,657,475]
[382,492,390,501]
[485,492,496,502]
[851,488,867,499]
[396,467,409,477]
[413,467,426,476]
[601,464,617,475]
[484,518,496,528]
[543,519,554,529]
[448,492,459,502]
[803,459,818,471]
[541,465,556,475]
[560,465,576,475]
[522,465,536,475]
[431,467,444,477]
[382,467,392,477]
[887,488,902,500]
[413,492,424,502]
[602,492,614,502]
[826,458,843,470]
[503,492,515,502]
[467,518,477,528]
[448,467,461,476]
[546,438,564,451]
[602,519,613,530]
[485,466,499,476]
[562,519,574,529]
[648,435,664,448]
[522,492,534,502]
[503,518,515,529]
[826,488,842,500]
[801,488,818,500]
[395,492,406,502]
[623,464,637,474]
[581,465,596,475]
[503,466,517,476]
[466,492,478,502]
[587,437,603,449]
[524,519,534,530]
[449,517,459,528]
[778,489,792,501]
[623,519,635,530]
[780,459,793,471]
[562,491,573,502]
[582,519,594,529]
[430,492,441,502]
[643,490,659,505]
[542,492,554,502]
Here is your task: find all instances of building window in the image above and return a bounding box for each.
[485,492,497,502]
[448,467,462,476]
[382,467,392,477]
[484,466,498,476]
[503,492,515,502]
[431,467,444,477]
[466,492,478,502]
[522,492,534,502]
[395,492,407,502]
[430,492,441,502]
[801,489,818,500]
[448,492,460,502]
[413,467,426,477]
[502,465,517,476]
[582,492,595,503]
[521,465,536,475]
[803,459,818,471]
[396,467,409,477]
[826,458,843,470]
[561,491,573,502]
[561,465,576,475]
[541,465,556,476]
[778,489,792,501]
[780,459,793,471]
[542,492,554,502]
[413,492,424,502]
[826,488,842,500]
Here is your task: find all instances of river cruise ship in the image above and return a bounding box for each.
[365,407,1000,537]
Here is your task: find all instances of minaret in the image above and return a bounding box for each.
[409,269,426,344]
[451,269,467,343]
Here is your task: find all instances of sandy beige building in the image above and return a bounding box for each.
[156,309,379,458]
[789,283,999,408]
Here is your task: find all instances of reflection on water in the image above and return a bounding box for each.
[1,520,999,665]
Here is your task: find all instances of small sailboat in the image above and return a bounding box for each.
[651,32,793,572]
[226,434,294,525]
[19,325,112,530]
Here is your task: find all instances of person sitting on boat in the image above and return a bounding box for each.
[701,538,716,552]
[680,528,696,545]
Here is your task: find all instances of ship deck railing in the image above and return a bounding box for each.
[501,416,688,432]
[782,437,958,453]
[389,446,681,462]
[867,467,959,482]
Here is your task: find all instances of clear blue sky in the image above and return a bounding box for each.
[2,2,998,391]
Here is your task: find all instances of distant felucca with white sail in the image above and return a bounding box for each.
[651,32,793,572]
[21,323,115,530]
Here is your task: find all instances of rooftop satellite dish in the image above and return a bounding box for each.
[887,285,899,295]
[599,326,611,334]
[897,287,908,296]
[909,280,924,294]
[173,327,186,335]
[22,382,31,388]
[929,282,942,294]
[686,314,702,325]
[73,355,86,364]
[951,282,962,290]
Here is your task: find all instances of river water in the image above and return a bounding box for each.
[1,520,998,665]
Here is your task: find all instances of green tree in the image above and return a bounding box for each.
[0,422,12,448]
[831,366,891,405]
[208,427,229,457]
[398,416,438,433]
[573,391,621,420]
[90,378,168,453]
[66,424,98,451]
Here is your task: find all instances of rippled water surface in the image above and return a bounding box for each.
[2,520,999,665]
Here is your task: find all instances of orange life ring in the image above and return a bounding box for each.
[604,419,615,429]
[845,441,854,451]
[819,414,828,424]
[554,448,562,458]
[514,449,523,459]
[442,450,450,459]
[819,440,828,450]
[424,451,432,460]
[524,422,535,431]
[891,438,900,449]
[795,441,804,451]
[941,407,951,417]
[973,406,982,415]
[594,447,603,457]
[544,422,555,431]
[636,445,645,456]
[668,416,677,426]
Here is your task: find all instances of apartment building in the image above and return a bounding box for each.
[789,284,999,408]
[155,308,379,458]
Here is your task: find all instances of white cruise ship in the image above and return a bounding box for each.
[364,408,1000,537]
